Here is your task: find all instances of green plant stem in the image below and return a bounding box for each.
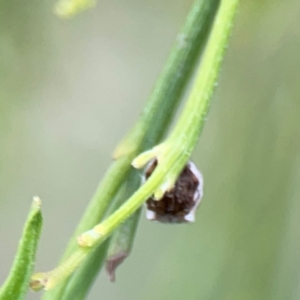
[54,0,219,264]
[80,0,240,254]
[114,0,220,158]
[41,157,132,300]
[61,155,133,260]
[61,241,110,300]
[60,185,126,300]
[36,0,221,293]
[0,198,42,300]
[169,0,240,152]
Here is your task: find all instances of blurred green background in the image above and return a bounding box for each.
[1,0,300,299]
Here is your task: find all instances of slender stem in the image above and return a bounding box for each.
[35,0,224,292]
[114,0,220,157]
[60,184,125,300]
[57,0,220,262]
[170,0,240,151]
[61,155,133,259]
[81,0,240,250]
[0,198,42,298]
[61,0,224,281]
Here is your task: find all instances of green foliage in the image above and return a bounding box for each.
[33,0,240,296]
[1,0,300,299]
[0,198,42,300]
[40,0,223,298]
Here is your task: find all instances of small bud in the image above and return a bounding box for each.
[32,196,42,207]
[30,273,48,291]
[142,160,203,223]
[55,0,96,18]
[77,229,101,248]
[132,147,159,169]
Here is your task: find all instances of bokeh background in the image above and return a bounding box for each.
[1,0,300,299]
